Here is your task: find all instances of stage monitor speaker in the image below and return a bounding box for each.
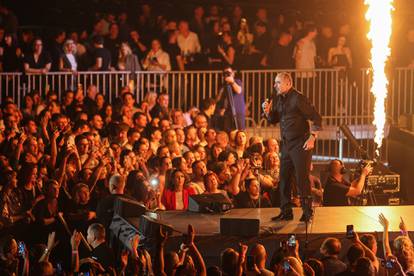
[188,194,233,213]
[220,218,260,236]
[114,197,147,218]
[109,214,141,251]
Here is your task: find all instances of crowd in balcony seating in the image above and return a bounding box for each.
[0,1,414,275]
[0,2,361,73]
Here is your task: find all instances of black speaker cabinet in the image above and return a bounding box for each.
[188,193,233,213]
[114,196,147,218]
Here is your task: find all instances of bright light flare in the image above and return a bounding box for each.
[365,0,394,157]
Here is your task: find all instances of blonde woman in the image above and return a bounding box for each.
[59,39,78,72]
[117,42,141,72]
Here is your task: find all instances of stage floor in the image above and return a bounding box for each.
[157,206,414,236]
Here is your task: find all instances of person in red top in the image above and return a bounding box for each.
[162,169,195,210]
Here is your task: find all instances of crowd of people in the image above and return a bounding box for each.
[0,1,377,73]
[0,77,409,275]
[0,1,413,275]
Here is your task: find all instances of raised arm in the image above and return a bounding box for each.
[379,213,392,257]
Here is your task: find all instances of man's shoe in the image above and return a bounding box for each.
[299,213,313,223]
[271,212,293,221]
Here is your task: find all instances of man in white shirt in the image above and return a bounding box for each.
[142,39,171,71]
[293,25,317,78]
[177,20,201,60]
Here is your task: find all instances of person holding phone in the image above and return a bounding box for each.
[263,72,322,222]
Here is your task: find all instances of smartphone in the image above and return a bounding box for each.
[288,234,296,247]
[283,260,291,271]
[56,262,63,275]
[385,259,394,269]
[346,225,354,239]
[149,177,160,189]
[246,255,255,271]
[18,241,25,256]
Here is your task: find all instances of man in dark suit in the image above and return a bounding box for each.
[263,72,322,222]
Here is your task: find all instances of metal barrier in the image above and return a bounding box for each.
[1,68,414,163]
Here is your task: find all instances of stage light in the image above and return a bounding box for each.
[365,0,394,157]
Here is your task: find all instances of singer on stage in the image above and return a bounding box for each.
[263,72,322,222]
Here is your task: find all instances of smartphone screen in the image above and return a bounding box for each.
[288,234,296,247]
[18,241,25,256]
[283,260,291,271]
[346,225,354,239]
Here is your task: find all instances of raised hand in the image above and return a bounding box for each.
[379,213,389,230]
[399,216,407,234]
[71,230,82,250]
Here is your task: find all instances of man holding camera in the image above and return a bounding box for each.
[323,160,373,206]
[216,66,245,130]
[263,72,321,222]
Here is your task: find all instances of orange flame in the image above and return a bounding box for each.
[365,0,394,157]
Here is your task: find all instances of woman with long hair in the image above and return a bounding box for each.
[59,39,78,72]
[161,169,195,210]
[117,42,141,72]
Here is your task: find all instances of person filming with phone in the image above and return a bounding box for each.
[323,159,373,206]
[262,72,322,222]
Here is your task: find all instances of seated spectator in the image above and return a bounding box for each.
[23,38,51,74]
[190,160,207,194]
[142,39,171,71]
[203,171,227,196]
[235,178,271,208]
[161,169,195,210]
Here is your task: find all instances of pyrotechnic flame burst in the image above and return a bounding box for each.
[365,0,394,157]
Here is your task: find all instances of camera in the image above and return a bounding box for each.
[151,56,158,63]
[358,159,376,173]
[224,71,232,78]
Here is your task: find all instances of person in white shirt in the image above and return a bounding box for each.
[59,39,78,72]
[293,25,318,78]
[177,20,201,62]
[142,39,171,71]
